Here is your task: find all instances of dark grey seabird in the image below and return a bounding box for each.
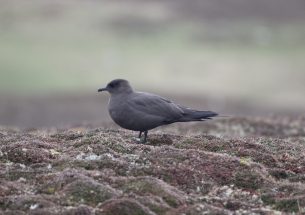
[98,79,218,143]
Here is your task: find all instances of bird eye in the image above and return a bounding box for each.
[109,81,120,88]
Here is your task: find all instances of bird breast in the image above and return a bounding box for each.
[108,96,137,130]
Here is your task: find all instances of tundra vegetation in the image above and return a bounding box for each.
[1,116,305,214]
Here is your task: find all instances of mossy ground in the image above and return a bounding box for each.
[1,116,305,214]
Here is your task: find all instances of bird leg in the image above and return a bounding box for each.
[143,131,148,143]
[135,131,148,144]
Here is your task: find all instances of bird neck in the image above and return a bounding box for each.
[110,90,133,99]
[123,87,133,94]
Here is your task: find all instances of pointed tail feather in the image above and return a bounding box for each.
[180,110,218,122]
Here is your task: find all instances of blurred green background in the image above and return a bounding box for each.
[0,0,305,127]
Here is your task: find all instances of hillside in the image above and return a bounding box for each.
[1,116,305,214]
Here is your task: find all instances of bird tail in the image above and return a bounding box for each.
[179,109,218,122]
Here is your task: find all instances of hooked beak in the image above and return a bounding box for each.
[97,87,107,92]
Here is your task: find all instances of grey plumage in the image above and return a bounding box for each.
[98,79,218,143]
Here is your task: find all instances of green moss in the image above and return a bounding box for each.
[73,160,98,170]
[96,160,128,176]
[51,132,83,141]
[162,195,179,208]
[5,170,38,181]
[274,198,299,212]
[261,194,276,205]
[0,197,47,211]
[46,187,56,194]
[269,168,295,180]
[73,138,91,147]
[97,199,151,215]
[182,139,194,144]
[0,200,6,209]
[121,178,182,207]
[233,170,264,190]
[143,202,169,215]
[110,144,133,154]
[174,139,194,149]
[65,180,117,206]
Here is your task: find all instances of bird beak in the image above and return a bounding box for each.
[97,87,107,92]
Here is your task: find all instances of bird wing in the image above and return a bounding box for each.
[127,92,184,123]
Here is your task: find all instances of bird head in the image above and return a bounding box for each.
[98,79,133,95]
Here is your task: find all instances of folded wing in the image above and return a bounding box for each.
[127,92,184,123]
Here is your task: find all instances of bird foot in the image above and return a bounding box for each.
[132,137,147,144]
